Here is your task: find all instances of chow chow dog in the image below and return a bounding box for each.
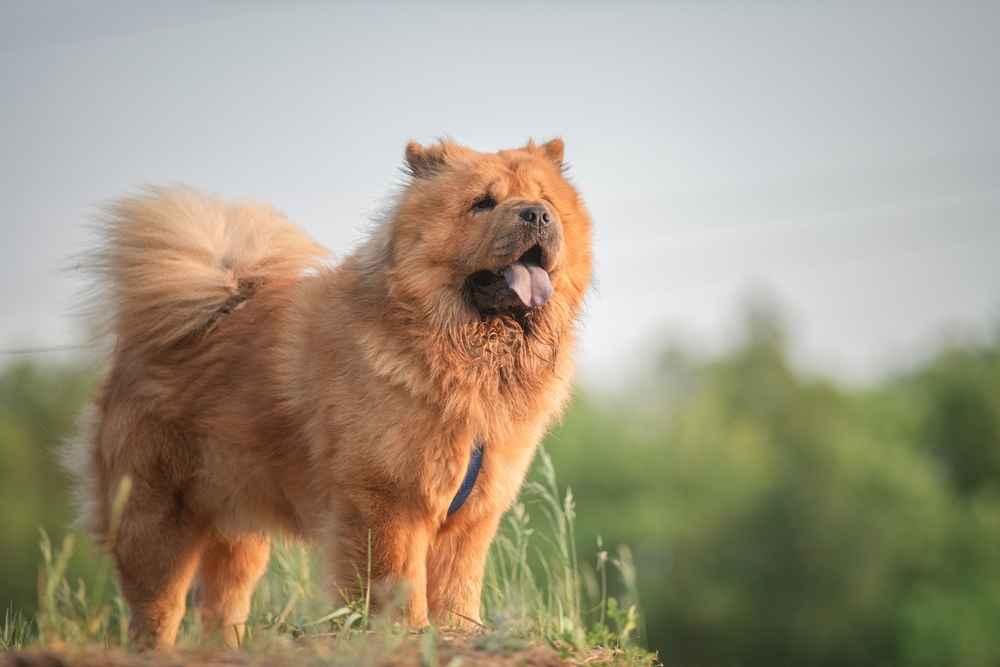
[65,138,593,648]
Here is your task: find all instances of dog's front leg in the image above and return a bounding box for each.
[426,506,504,627]
[328,508,431,627]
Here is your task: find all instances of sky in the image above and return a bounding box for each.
[3,1,999,387]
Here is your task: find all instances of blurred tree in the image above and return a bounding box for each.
[0,359,97,614]
[549,306,1000,666]
[912,343,1000,496]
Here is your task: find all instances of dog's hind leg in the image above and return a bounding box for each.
[112,483,207,650]
[198,532,271,648]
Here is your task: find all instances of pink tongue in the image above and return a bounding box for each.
[502,261,553,308]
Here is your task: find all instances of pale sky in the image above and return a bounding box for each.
[3,1,999,386]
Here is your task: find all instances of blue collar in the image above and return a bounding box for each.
[447,440,484,516]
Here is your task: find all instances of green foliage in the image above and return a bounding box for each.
[1,607,32,651]
[0,359,99,617]
[908,343,1000,496]
[546,306,1000,666]
[35,528,128,647]
[482,448,643,658]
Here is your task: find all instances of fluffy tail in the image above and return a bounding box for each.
[84,186,328,355]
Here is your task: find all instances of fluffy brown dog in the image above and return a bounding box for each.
[65,138,593,649]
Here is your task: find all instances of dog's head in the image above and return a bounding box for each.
[367,138,592,339]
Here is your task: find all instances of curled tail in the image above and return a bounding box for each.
[85,186,328,355]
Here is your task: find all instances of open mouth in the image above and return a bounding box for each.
[465,244,554,315]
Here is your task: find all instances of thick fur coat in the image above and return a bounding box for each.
[65,138,593,648]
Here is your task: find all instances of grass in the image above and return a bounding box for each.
[2,448,656,665]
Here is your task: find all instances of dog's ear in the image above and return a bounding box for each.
[405,141,450,178]
[539,138,565,167]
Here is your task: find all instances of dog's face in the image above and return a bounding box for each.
[385,138,592,335]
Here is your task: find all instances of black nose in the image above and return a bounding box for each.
[519,206,551,227]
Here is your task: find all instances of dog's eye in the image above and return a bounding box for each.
[471,196,497,213]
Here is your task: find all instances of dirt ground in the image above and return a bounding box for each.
[1,632,630,667]
[3,646,566,667]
